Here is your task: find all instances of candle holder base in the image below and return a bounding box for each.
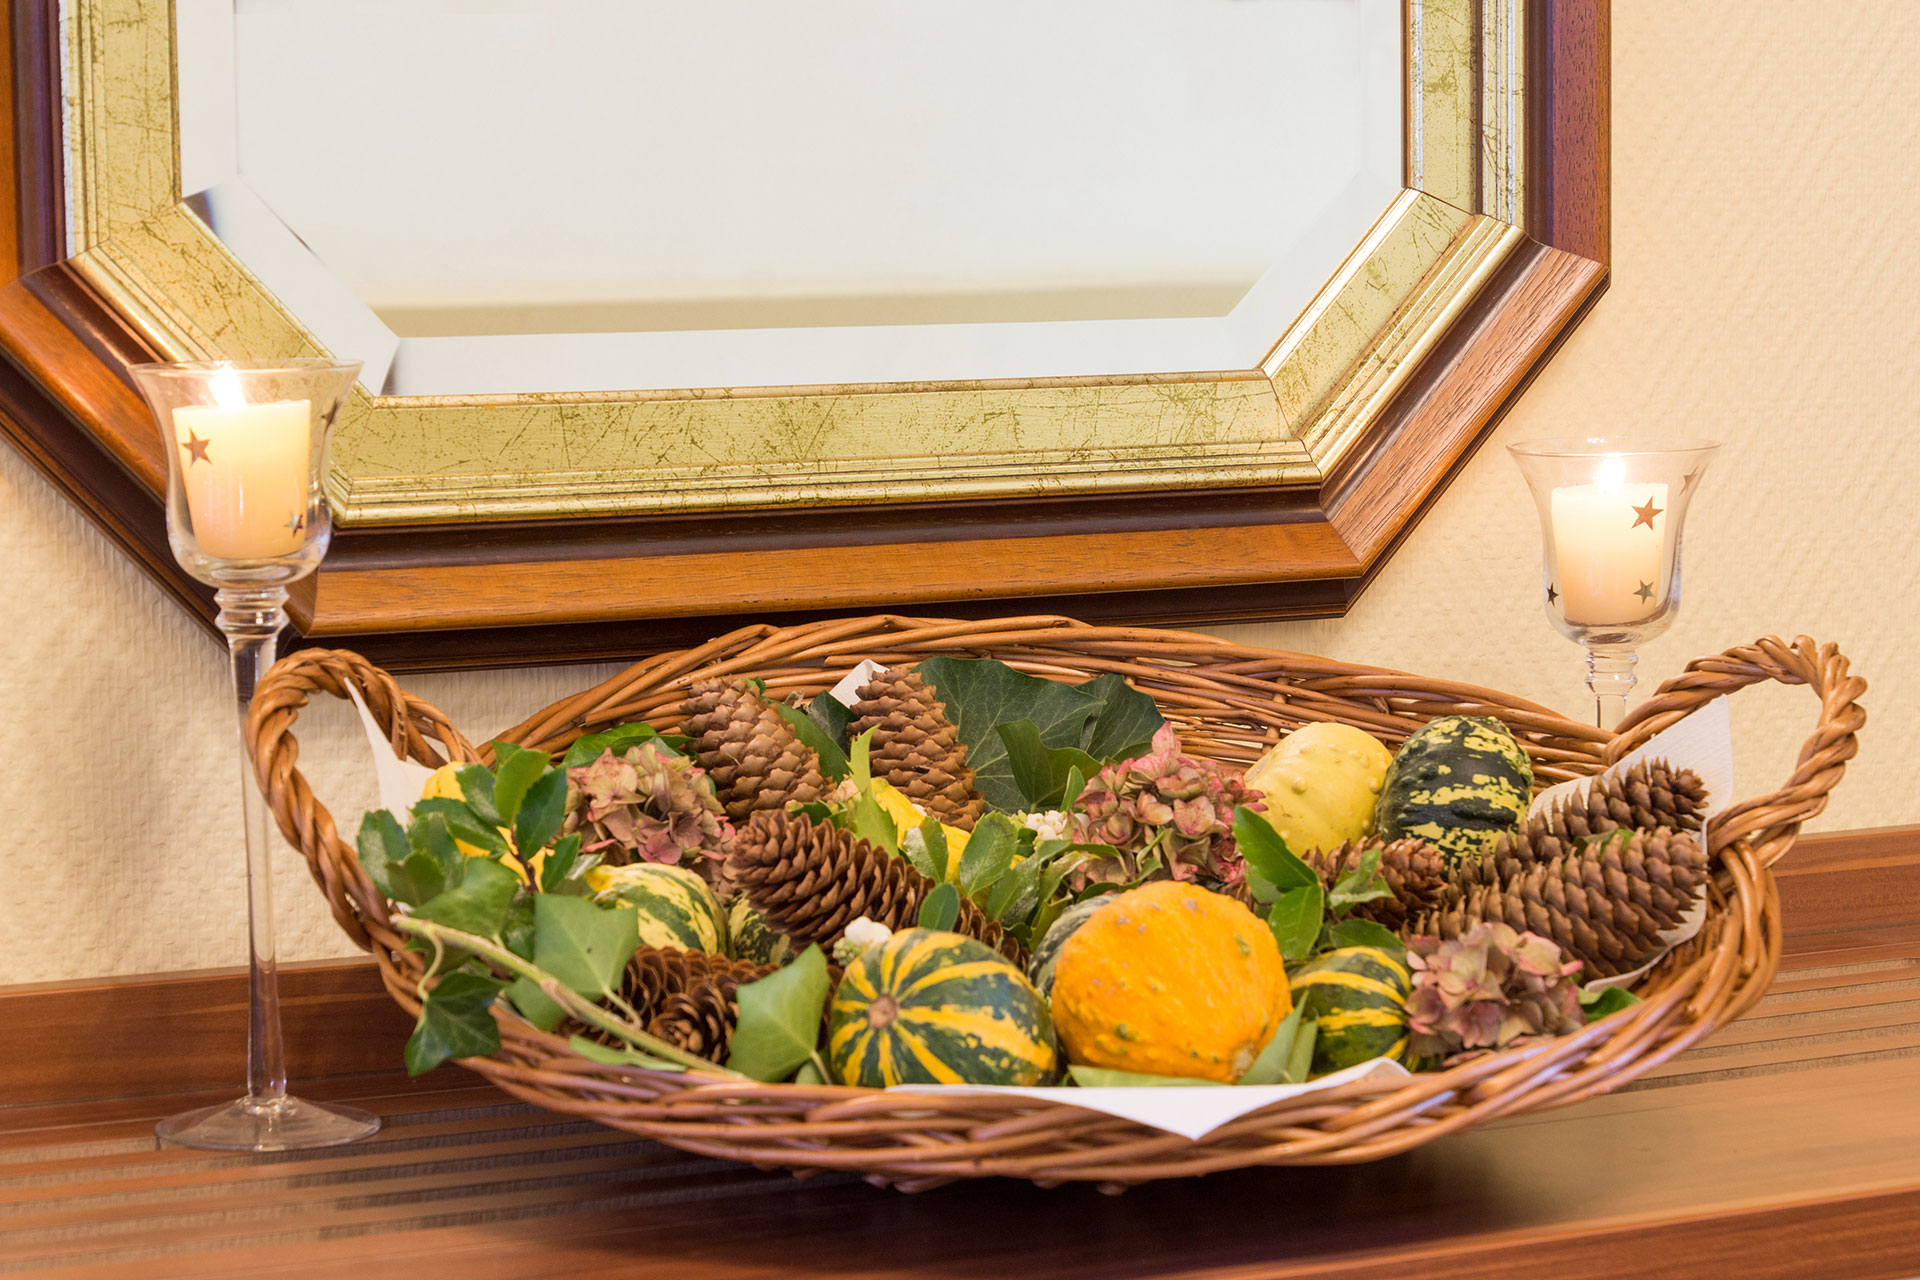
[156,1095,379,1153]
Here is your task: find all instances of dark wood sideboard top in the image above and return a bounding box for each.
[0,827,1916,1279]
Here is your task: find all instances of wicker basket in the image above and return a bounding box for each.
[250,616,1864,1191]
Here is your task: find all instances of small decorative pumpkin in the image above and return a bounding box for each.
[1242,722,1393,856]
[1374,715,1533,866]
[588,862,726,953]
[1050,881,1291,1082]
[1287,946,1412,1073]
[725,894,794,966]
[827,929,1057,1087]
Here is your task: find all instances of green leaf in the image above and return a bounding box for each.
[1237,1002,1307,1086]
[357,811,434,906]
[1076,673,1167,762]
[903,817,949,884]
[1243,868,1281,906]
[453,765,500,825]
[1322,918,1407,956]
[988,852,1044,924]
[998,719,1104,811]
[408,811,466,881]
[1060,764,1087,811]
[1068,1065,1214,1088]
[565,1035,688,1072]
[504,976,566,1032]
[912,656,1106,812]
[1267,884,1325,963]
[562,722,681,770]
[502,895,536,958]
[955,812,1021,899]
[489,743,552,828]
[1233,807,1318,891]
[773,702,852,781]
[1328,845,1394,914]
[533,894,639,1000]
[409,798,509,855]
[1282,1019,1319,1084]
[412,856,521,941]
[539,833,582,893]
[805,693,854,754]
[793,1059,827,1086]
[850,726,874,788]
[1580,985,1643,1021]
[514,767,569,856]
[726,946,831,1082]
[790,800,834,826]
[405,970,506,1076]
[918,882,961,932]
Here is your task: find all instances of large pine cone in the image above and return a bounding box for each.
[1303,838,1446,931]
[1500,759,1709,869]
[1414,827,1709,979]
[849,668,985,830]
[726,811,1025,966]
[682,678,828,823]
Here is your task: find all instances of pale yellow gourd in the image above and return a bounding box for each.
[1242,722,1392,856]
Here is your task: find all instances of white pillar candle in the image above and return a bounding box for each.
[1550,459,1669,626]
[172,376,312,560]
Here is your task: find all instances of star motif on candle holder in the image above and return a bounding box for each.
[1631,498,1664,531]
[181,430,212,466]
[1546,584,1559,606]
[1634,580,1655,603]
[284,512,305,535]
[1681,467,1702,494]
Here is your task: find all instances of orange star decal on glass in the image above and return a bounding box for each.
[181,430,212,465]
[1630,498,1663,530]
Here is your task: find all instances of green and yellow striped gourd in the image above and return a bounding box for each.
[828,929,1057,1088]
[725,894,794,966]
[1288,946,1412,1073]
[588,863,726,953]
[1375,715,1533,866]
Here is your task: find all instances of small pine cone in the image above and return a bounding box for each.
[682,678,828,823]
[622,945,766,1022]
[726,811,1026,966]
[1415,828,1708,979]
[651,983,736,1062]
[849,669,985,830]
[1303,838,1446,930]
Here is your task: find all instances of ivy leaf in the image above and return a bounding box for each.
[539,833,583,893]
[911,657,1105,812]
[410,798,509,855]
[504,977,566,1032]
[793,1060,827,1086]
[562,722,682,769]
[918,882,961,932]
[955,813,1020,899]
[1076,673,1166,762]
[405,970,506,1076]
[1267,884,1325,963]
[357,811,435,906]
[453,765,500,825]
[1281,1019,1319,1084]
[533,894,639,1000]
[998,720,1104,811]
[1234,807,1318,892]
[1060,764,1088,811]
[412,856,521,941]
[773,702,852,781]
[1580,985,1643,1021]
[490,742,552,828]
[1237,1002,1306,1086]
[565,1035,687,1071]
[1068,1065,1213,1088]
[806,693,854,754]
[514,767,569,856]
[1322,918,1407,956]
[726,946,830,1082]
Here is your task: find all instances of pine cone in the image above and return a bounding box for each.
[622,945,766,1022]
[1501,760,1709,869]
[1303,838,1446,931]
[726,811,1026,966]
[1414,827,1709,979]
[682,678,828,823]
[849,669,985,829]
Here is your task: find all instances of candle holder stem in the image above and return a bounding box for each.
[153,586,379,1152]
[1585,644,1638,732]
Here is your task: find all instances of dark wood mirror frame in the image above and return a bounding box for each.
[0,1,1606,672]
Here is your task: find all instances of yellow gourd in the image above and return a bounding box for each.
[1242,722,1392,856]
[1050,881,1291,1082]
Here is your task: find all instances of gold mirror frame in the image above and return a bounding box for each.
[65,0,1520,524]
[2,0,1608,666]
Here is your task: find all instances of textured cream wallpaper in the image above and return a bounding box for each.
[1,0,1913,983]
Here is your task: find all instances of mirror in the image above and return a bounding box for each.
[184,0,1401,396]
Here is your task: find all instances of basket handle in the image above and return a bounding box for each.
[1607,636,1866,869]
[246,648,477,951]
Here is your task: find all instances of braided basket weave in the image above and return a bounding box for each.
[250,616,1864,1191]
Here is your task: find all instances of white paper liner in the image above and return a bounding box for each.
[349,682,438,824]
[826,659,889,708]
[888,1059,1413,1141]
[1529,696,1734,993]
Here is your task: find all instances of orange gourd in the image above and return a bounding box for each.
[1050,881,1292,1082]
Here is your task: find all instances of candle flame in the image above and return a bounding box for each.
[1594,455,1626,494]
[210,365,248,412]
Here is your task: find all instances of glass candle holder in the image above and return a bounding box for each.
[130,359,379,1152]
[1508,437,1720,731]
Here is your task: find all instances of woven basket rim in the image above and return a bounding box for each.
[247,614,1865,1189]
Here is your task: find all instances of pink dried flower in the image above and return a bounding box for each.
[1406,922,1585,1065]
[564,742,733,870]
[1067,725,1262,889]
